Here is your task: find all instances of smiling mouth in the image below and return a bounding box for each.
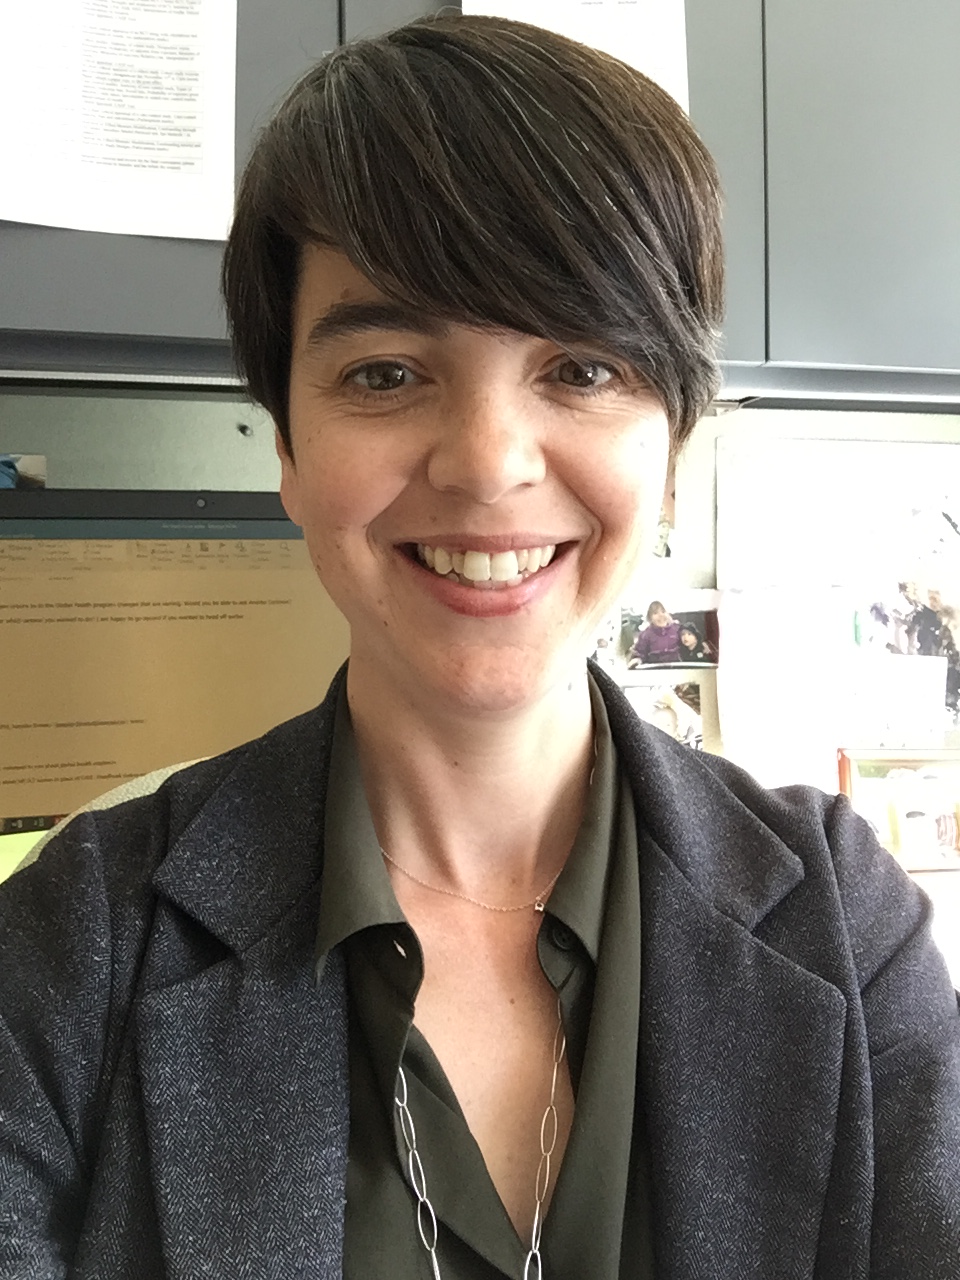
[411,542,559,590]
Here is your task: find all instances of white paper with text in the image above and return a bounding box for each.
[0,0,236,239]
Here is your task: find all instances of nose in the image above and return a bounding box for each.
[425,388,547,503]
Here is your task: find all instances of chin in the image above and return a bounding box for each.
[426,642,587,716]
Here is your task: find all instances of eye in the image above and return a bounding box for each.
[346,361,418,393]
[552,359,618,391]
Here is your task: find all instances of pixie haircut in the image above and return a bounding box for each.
[223,13,724,453]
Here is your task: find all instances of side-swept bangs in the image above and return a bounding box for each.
[222,14,724,450]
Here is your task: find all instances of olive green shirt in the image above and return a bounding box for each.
[315,680,654,1278]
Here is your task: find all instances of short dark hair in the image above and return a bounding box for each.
[222,13,724,453]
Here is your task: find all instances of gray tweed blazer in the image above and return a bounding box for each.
[1,666,958,1279]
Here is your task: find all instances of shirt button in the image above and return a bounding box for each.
[549,921,576,951]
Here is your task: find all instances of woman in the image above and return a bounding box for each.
[1,14,958,1279]
[677,621,714,664]
[630,601,682,664]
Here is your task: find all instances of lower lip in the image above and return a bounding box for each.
[401,550,565,617]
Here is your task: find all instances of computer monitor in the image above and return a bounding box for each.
[0,490,348,879]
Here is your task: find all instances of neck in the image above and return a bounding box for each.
[345,656,595,903]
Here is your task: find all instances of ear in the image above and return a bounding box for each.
[276,427,303,528]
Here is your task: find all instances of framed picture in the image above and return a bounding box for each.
[838,748,960,872]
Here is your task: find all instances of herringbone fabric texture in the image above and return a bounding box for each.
[1,665,958,1278]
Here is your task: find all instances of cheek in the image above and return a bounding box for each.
[622,429,670,533]
[292,442,395,537]
[575,435,669,607]
[585,440,668,546]
[282,463,357,585]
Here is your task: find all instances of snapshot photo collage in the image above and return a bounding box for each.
[592,592,719,752]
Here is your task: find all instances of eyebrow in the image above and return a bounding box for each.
[302,301,451,351]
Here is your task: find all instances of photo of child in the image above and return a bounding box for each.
[623,601,718,668]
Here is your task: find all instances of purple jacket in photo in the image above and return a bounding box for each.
[632,620,682,664]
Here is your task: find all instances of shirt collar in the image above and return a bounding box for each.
[315,673,618,973]
[315,682,405,978]
[543,675,618,965]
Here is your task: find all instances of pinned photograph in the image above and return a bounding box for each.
[623,600,718,668]
[623,678,703,749]
[856,583,960,715]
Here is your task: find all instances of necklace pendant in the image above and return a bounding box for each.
[534,899,545,913]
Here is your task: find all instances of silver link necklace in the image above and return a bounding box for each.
[394,995,567,1280]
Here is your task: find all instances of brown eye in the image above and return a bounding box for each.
[349,362,414,392]
[555,359,616,389]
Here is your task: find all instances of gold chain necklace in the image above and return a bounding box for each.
[379,846,562,913]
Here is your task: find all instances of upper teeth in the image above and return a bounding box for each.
[418,544,556,582]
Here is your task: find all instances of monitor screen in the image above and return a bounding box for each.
[0,491,349,879]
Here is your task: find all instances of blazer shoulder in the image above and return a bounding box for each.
[0,695,338,1055]
[695,748,840,833]
[598,661,840,857]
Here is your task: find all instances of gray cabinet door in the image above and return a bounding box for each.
[343,0,446,42]
[766,0,960,373]
[0,0,338,361]
[686,0,766,367]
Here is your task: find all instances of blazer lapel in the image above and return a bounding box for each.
[638,831,846,1279]
[596,670,848,1278]
[135,673,351,1279]
[136,906,348,1280]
